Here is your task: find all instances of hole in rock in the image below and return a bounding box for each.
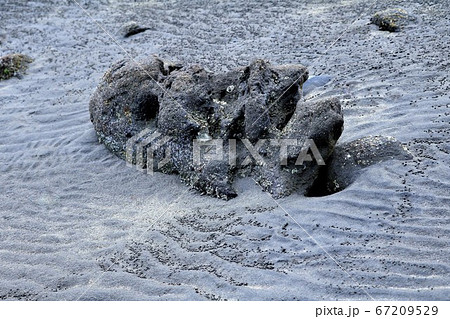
[306,165,347,197]
[137,94,159,121]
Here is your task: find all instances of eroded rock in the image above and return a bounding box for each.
[90,56,344,199]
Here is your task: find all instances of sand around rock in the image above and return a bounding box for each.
[0,0,449,301]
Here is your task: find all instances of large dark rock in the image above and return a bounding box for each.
[90,56,344,199]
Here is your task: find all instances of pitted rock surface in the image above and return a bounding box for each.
[90,56,344,199]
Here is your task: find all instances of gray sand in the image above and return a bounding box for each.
[0,0,449,300]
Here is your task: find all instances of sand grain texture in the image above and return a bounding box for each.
[0,0,449,300]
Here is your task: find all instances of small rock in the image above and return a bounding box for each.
[370,8,416,32]
[308,136,413,196]
[0,53,33,81]
[118,21,150,38]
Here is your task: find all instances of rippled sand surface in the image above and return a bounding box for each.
[0,0,448,300]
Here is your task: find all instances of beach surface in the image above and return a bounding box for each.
[0,0,449,300]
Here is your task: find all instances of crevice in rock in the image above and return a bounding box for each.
[137,94,160,122]
[306,164,339,197]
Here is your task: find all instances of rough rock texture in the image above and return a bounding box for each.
[254,97,343,198]
[89,56,178,156]
[90,56,344,199]
[0,53,32,81]
[370,8,416,32]
[308,136,413,196]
